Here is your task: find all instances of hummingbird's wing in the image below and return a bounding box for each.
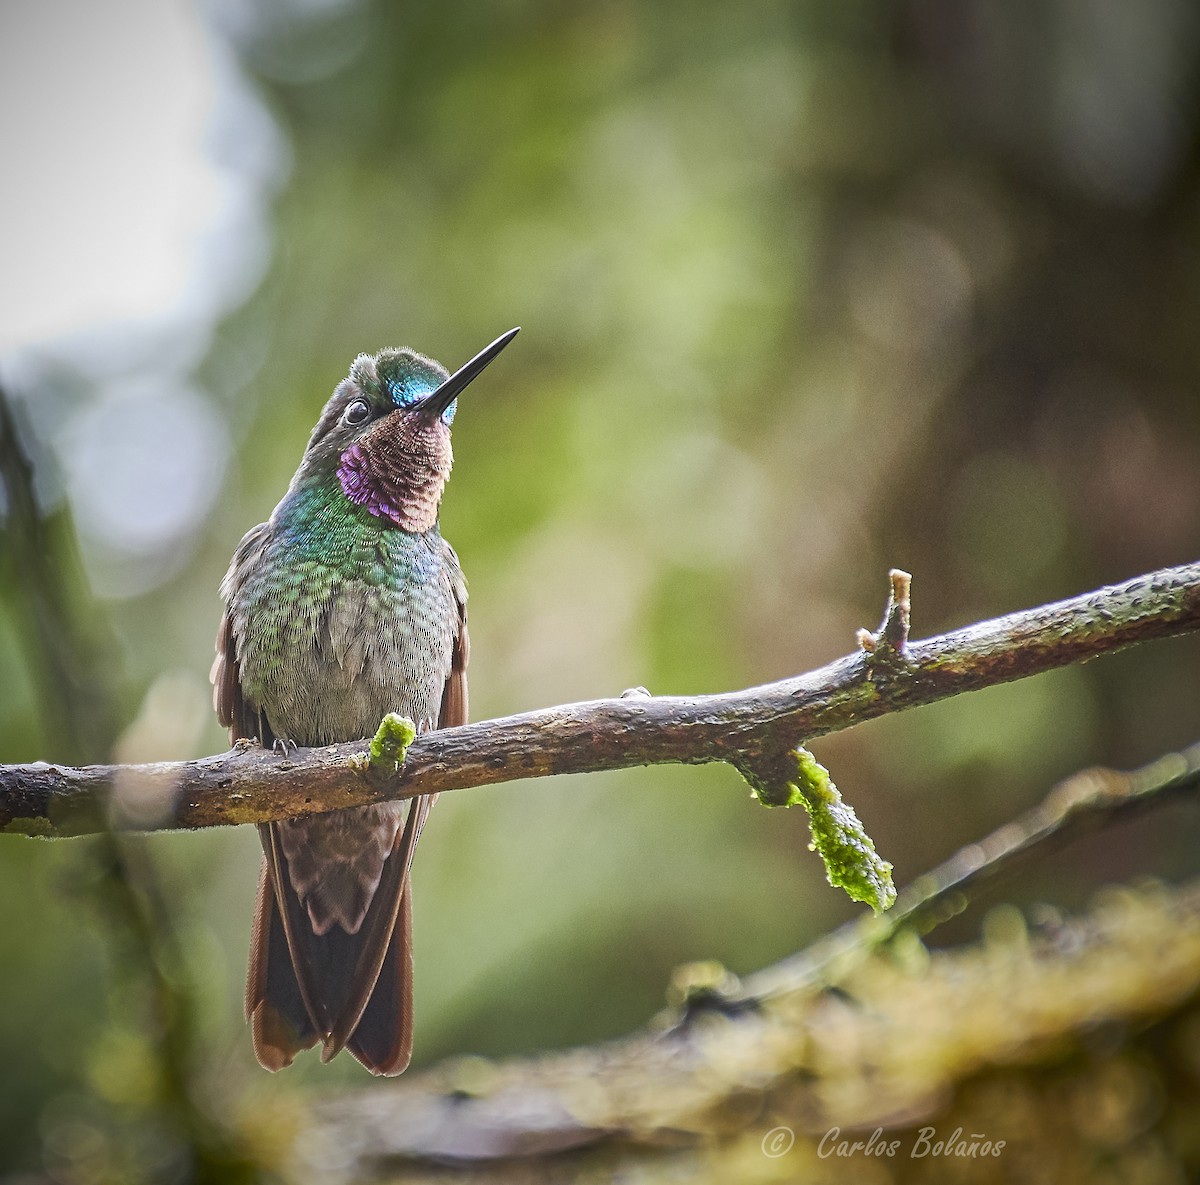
[212,523,275,744]
[212,525,324,1066]
[343,548,468,1074]
[437,543,470,729]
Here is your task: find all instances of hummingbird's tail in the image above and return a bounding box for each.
[245,795,433,1076]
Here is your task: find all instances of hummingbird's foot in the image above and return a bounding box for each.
[272,736,299,756]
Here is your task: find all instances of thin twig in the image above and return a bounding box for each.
[1,561,1199,837]
[855,566,912,660]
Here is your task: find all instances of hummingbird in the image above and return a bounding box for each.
[211,327,519,1075]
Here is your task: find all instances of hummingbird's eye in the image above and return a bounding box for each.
[343,399,371,426]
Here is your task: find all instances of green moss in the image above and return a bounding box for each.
[2,817,55,838]
[789,747,896,914]
[366,713,417,773]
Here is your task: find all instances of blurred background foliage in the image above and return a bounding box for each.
[2,0,1200,1179]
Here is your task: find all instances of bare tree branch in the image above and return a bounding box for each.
[2,560,1199,838]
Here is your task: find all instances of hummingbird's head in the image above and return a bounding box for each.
[298,328,518,533]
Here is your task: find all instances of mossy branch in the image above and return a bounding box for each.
[1,560,1199,844]
[301,741,1200,1177]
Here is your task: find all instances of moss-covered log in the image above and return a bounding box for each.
[295,876,1200,1184]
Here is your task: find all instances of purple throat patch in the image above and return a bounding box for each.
[337,444,402,525]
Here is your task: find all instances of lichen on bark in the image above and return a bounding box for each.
[360,713,417,773]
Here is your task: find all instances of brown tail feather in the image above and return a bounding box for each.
[320,795,430,1066]
[246,861,320,1070]
[346,888,416,1074]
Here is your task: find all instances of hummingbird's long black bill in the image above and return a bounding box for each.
[420,327,520,419]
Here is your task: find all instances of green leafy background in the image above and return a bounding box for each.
[2,0,1200,1175]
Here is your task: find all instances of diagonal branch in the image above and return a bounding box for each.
[2,560,1199,838]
